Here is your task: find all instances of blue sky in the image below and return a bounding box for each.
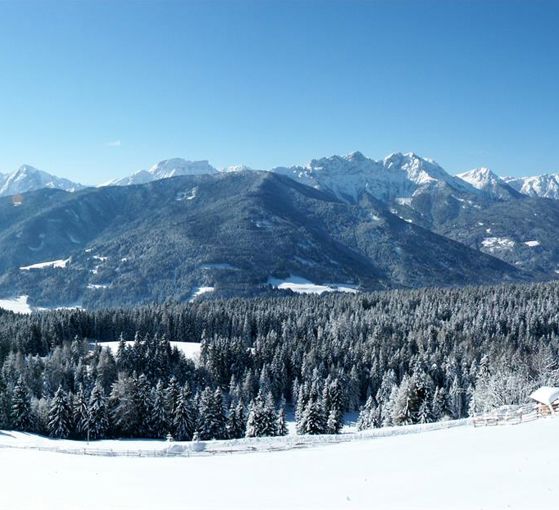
[0,0,557,184]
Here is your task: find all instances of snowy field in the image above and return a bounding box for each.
[95,340,201,362]
[1,416,557,510]
[0,296,82,314]
[0,295,32,314]
[267,275,359,295]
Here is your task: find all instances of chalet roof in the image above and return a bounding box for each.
[529,386,559,406]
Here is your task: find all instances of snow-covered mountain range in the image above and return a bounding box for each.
[503,173,559,200]
[0,165,83,198]
[271,152,558,204]
[456,167,522,201]
[106,158,218,186]
[272,151,478,202]
[2,153,558,203]
[3,151,559,308]
[103,152,559,204]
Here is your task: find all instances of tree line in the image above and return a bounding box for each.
[1,281,558,440]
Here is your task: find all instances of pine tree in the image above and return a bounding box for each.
[276,405,288,436]
[88,382,109,439]
[11,378,33,431]
[135,374,152,436]
[245,395,262,438]
[109,375,138,437]
[324,380,344,434]
[298,398,327,435]
[431,387,448,421]
[0,377,11,429]
[173,386,197,441]
[226,400,245,439]
[73,386,90,439]
[295,386,307,433]
[448,376,464,419]
[116,334,128,363]
[259,365,273,396]
[197,387,226,440]
[149,380,169,438]
[48,386,72,438]
[391,375,425,426]
[262,392,278,436]
[417,399,432,424]
[357,396,378,431]
[245,391,278,438]
[165,376,181,416]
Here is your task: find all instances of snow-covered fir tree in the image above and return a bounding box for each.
[11,377,33,432]
[165,376,181,416]
[245,391,278,438]
[149,380,169,438]
[173,386,197,441]
[298,397,327,435]
[294,386,307,433]
[0,376,11,429]
[323,379,344,434]
[73,386,90,439]
[88,382,109,440]
[276,402,288,436]
[226,400,246,439]
[197,387,226,440]
[48,386,72,438]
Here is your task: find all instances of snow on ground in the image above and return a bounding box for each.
[394,197,412,206]
[268,275,358,294]
[0,297,82,314]
[0,417,558,509]
[254,219,273,228]
[481,237,516,251]
[19,258,70,270]
[171,342,201,360]
[0,295,32,314]
[176,187,198,201]
[190,286,215,301]
[95,341,201,362]
[200,263,238,270]
[524,240,541,247]
[87,283,109,290]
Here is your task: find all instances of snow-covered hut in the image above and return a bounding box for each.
[529,386,559,415]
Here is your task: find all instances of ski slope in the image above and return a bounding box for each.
[1,416,557,509]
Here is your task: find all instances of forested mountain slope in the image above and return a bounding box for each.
[0,171,522,308]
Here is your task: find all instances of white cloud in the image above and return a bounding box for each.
[106,140,122,147]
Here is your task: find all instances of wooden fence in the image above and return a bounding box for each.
[472,404,539,427]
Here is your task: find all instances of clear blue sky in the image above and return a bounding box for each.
[0,0,557,184]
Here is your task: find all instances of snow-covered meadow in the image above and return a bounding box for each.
[95,340,202,362]
[1,416,557,510]
[267,275,359,295]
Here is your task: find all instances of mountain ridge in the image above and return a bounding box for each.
[0,171,527,309]
[3,152,558,202]
[0,165,84,198]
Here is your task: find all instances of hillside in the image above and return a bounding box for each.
[1,416,557,510]
[0,171,523,308]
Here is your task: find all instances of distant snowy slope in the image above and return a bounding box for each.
[0,165,84,197]
[457,167,522,200]
[273,151,478,203]
[504,173,559,200]
[0,296,33,314]
[108,158,218,186]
